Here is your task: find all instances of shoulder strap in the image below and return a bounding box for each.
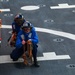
[21,34,25,40]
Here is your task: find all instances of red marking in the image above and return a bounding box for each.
[0,38,2,40]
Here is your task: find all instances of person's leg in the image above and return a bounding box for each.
[32,43,40,67]
[10,47,24,61]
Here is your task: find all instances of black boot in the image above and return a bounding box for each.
[34,62,40,67]
[34,58,40,67]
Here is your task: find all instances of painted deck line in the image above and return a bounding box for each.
[0,52,70,64]
[2,25,75,41]
[37,52,70,61]
[21,5,40,10]
[0,9,10,12]
[50,3,75,9]
[36,27,75,41]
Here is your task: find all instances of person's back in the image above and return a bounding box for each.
[8,13,25,46]
[12,13,25,34]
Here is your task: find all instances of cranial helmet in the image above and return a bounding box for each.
[21,21,32,29]
[14,13,25,25]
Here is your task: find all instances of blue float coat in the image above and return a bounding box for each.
[16,28,39,48]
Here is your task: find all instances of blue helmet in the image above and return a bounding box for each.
[14,13,25,25]
[21,21,32,29]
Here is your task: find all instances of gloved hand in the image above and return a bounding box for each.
[22,40,26,45]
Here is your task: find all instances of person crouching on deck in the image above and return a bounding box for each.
[10,21,40,67]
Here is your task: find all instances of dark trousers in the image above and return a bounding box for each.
[10,43,38,61]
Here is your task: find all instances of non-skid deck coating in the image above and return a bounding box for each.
[0,0,75,75]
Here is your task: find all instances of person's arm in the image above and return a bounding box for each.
[12,22,16,33]
[30,30,39,44]
[15,32,22,48]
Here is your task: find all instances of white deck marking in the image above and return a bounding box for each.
[2,25,75,40]
[0,52,70,64]
[37,52,70,61]
[1,25,72,64]
[0,9,10,12]
[36,27,75,40]
[0,55,23,64]
[50,3,75,9]
[2,25,11,28]
[21,5,40,10]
